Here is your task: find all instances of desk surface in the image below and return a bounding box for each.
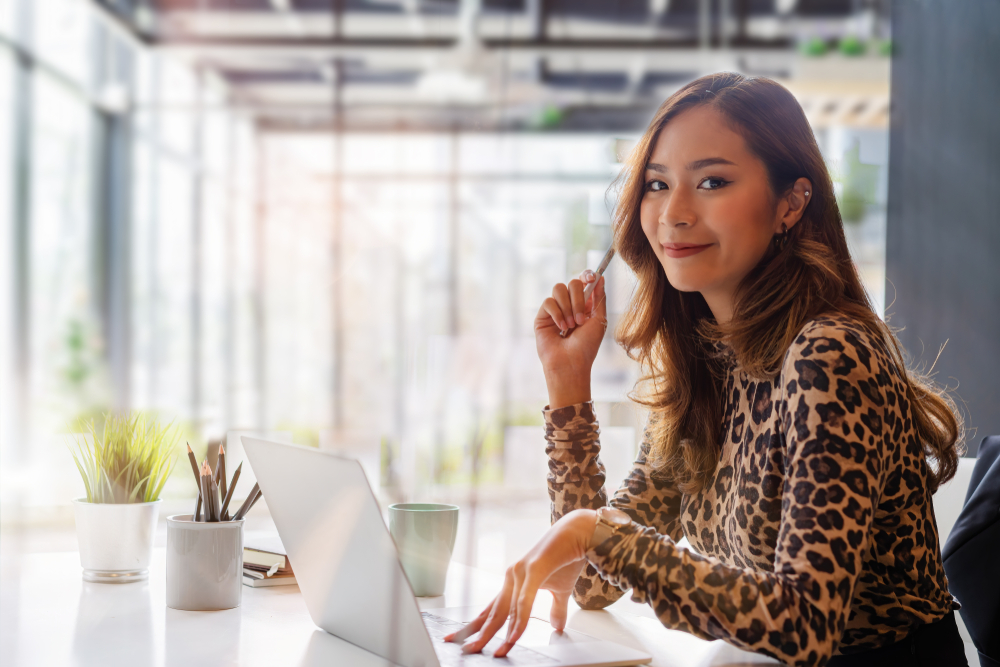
[0,549,779,667]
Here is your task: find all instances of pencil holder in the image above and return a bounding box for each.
[166,515,245,611]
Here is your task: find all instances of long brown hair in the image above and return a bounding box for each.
[613,72,964,495]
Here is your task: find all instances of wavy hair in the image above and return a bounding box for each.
[613,72,964,495]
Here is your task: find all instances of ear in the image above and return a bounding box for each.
[775,177,813,233]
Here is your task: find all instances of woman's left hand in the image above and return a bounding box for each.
[443,509,598,657]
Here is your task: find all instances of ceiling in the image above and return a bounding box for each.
[93,0,891,131]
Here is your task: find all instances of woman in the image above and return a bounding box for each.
[444,72,969,666]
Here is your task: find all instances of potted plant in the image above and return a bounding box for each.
[71,412,178,583]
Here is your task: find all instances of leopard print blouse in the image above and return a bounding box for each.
[545,313,959,667]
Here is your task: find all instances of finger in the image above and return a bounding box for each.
[462,575,512,653]
[504,564,525,646]
[568,278,586,327]
[443,596,496,643]
[588,275,607,321]
[539,297,569,333]
[497,574,541,657]
[551,283,574,329]
[549,589,571,632]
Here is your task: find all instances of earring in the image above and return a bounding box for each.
[805,191,810,196]
[773,222,789,251]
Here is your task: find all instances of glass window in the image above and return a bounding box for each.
[0,48,15,466]
[29,72,97,429]
[33,0,92,86]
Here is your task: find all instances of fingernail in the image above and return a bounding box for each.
[575,313,584,325]
[582,269,595,281]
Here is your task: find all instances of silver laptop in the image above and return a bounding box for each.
[241,436,652,667]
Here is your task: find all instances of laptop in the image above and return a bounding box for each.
[241,436,652,667]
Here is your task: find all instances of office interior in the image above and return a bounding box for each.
[0,0,906,561]
[2,3,997,661]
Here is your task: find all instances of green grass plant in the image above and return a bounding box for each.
[71,412,178,504]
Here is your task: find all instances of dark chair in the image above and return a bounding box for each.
[943,435,1000,667]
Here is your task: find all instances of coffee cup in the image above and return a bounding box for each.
[388,503,459,597]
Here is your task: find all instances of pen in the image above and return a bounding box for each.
[559,246,615,338]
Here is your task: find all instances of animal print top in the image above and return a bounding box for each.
[545,313,958,667]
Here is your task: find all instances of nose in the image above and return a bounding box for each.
[659,185,696,229]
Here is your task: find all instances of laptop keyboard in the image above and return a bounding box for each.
[422,612,560,666]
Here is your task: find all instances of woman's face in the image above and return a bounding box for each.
[639,104,805,323]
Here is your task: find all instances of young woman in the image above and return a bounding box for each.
[443,72,968,666]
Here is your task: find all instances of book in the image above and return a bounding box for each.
[242,574,297,588]
[243,532,293,574]
[242,567,295,580]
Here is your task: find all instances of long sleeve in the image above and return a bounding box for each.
[583,326,889,667]
[544,402,684,609]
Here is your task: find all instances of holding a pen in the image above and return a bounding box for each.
[534,246,613,411]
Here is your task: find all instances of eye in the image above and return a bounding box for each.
[698,176,730,190]
[645,179,667,192]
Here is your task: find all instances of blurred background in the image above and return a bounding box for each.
[0,0,925,571]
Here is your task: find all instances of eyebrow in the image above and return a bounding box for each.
[646,157,738,172]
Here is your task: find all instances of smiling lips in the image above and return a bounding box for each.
[662,242,712,258]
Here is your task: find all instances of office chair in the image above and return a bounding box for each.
[943,435,1000,667]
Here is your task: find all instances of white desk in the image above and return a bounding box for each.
[0,549,780,667]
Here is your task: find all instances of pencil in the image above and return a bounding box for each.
[209,461,221,521]
[186,443,201,484]
[560,246,615,339]
[193,492,202,522]
[216,443,227,504]
[234,487,262,521]
[200,460,217,522]
[232,482,260,521]
[220,462,242,521]
[186,443,203,512]
[241,488,262,519]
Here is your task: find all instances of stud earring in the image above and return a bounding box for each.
[805,191,810,196]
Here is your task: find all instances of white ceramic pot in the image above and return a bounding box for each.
[166,514,245,611]
[73,498,161,583]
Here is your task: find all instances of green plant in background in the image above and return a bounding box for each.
[801,37,829,57]
[530,104,564,129]
[838,35,866,56]
[877,39,893,57]
[832,139,880,225]
[61,317,113,428]
[71,412,179,504]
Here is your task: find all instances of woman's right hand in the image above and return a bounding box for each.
[534,271,607,409]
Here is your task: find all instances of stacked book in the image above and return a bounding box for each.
[242,533,297,588]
